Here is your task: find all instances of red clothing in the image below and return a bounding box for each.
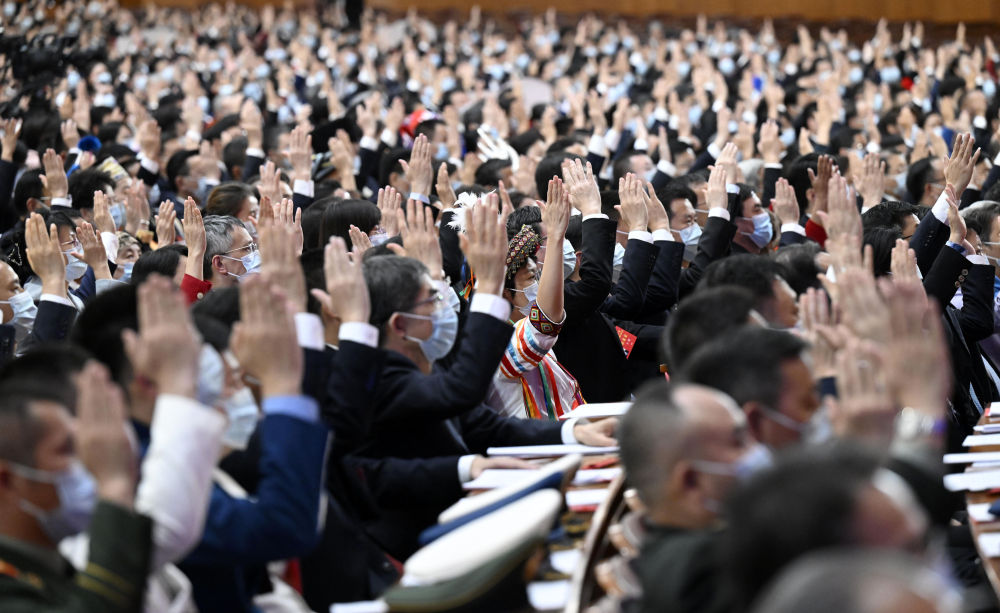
[181,274,212,305]
[805,218,827,248]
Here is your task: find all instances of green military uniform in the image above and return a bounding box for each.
[0,501,152,612]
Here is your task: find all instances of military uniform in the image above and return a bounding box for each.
[0,501,152,612]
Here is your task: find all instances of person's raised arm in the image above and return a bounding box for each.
[24,214,68,300]
[537,177,570,322]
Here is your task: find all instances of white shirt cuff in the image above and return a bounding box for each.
[561,419,579,444]
[339,321,379,348]
[245,147,265,159]
[293,179,314,198]
[587,133,606,156]
[931,190,950,223]
[656,159,676,176]
[138,153,160,175]
[41,293,74,307]
[968,254,990,266]
[294,312,325,350]
[651,228,673,242]
[101,231,118,264]
[708,207,731,221]
[994,151,1000,166]
[633,138,649,152]
[707,142,722,159]
[582,213,609,221]
[628,230,653,243]
[764,163,783,170]
[380,128,398,148]
[51,196,72,208]
[470,292,511,321]
[604,129,621,151]
[780,222,806,236]
[457,454,477,483]
[360,136,379,151]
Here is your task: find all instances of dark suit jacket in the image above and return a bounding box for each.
[678,216,737,299]
[634,239,685,324]
[909,214,950,277]
[923,247,995,343]
[27,299,77,346]
[778,230,807,247]
[636,525,730,613]
[602,238,659,320]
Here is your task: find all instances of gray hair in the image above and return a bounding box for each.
[202,215,249,277]
[0,392,46,466]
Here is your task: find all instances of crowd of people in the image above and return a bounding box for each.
[0,0,999,611]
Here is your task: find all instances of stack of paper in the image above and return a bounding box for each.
[968,503,1000,524]
[558,402,631,421]
[463,467,621,491]
[979,533,1000,558]
[566,487,611,510]
[962,434,1000,447]
[943,470,1000,492]
[945,452,1000,464]
[487,444,619,458]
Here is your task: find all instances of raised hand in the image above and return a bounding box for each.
[1,117,22,162]
[757,119,782,165]
[259,223,307,313]
[771,178,801,226]
[616,173,650,232]
[561,158,601,216]
[798,287,844,380]
[705,164,728,211]
[258,161,282,207]
[858,152,886,210]
[828,339,896,445]
[240,99,264,150]
[807,154,835,216]
[643,180,671,234]
[715,142,740,184]
[93,191,117,235]
[182,198,206,281]
[121,275,200,398]
[541,177,571,240]
[400,133,433,197]
[24,213,67,298]
[71,221,111,281]
[273,198,303,254]
[125,181,150,236]
[889,239,919,281]
[394,198,443,280]
[944,132,981,194]
[817,173,861,244]
[348,225,373,255]
[155,201,176,247]
[377,187,403,237]
[310,236,371,324]
[75,361,136,508]
[459,194,508,296]
[837,267,891,344]
[60,119,79,152]
[287,124,313,183]
[231,277,302,398]
[137,120,162,165]
[40,149,68,199]
[943,185,973,253]
[435,163,457,210]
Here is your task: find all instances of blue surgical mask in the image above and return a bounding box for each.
[692,443,773,483]
[118,261,134,283]
[766,50,781,65]
[0,291,37,343]
[110,203,126,229]
[678,223,702,260]
[222,250,262,281]
[742,212,773,248]
[64,253,88,282]
[221,387,260,450]
[11,460,98,542]
[849,67,864,84]
[435,143,449,161]
[512,281,538,316]
[718,57,736,76]
[762,407,833,445]
[880,66,901,84]
[401,302,459,363]
[612,242,625,283]
[562,239,577,279]
[984,80,997,100]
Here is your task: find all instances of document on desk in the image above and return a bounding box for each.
[558,402,631,421]
[979,533,1000,558]
[943,470,1000,492]
[975,424,1000,434]
[566,487,611,509]
[962,434,1000,447]
[944,452,1000,464]
[463,467,622,490]
[969,503,999,524]
[487,444,619,458]
[527,580,570,611]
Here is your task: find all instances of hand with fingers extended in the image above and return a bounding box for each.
[231,277,303,398]
[348,225,373,255]
[828,339,897,445]
[705,164,728,212]
[817,173,861,243]
[858,152,886,209]
[182,198,206,280]
[771,178,801,226]
[400,134,433,198]
[616,174,650,233]
[125,181,150,236]
[435,164,457,210]
[259,223,307,313]
[310,236,372,324]
[944,132,981,194]
[121,275,201,399]
[541,177,571,241]
[459,194,508,296]
[798,287,845,380]
[75,361,137,508]
[1,117,22,163]
[155,201,176,247]
[396,199,444,280]
[561,158,601,216]
[41,149,69,199]
[71,221,112,280]
[807,154,835,216]
[643,180,671,234]
[287,124,313,183]
[377,187,403,237]
[24,213,68,298]
[837,267,891,345]
[889,239,919,281]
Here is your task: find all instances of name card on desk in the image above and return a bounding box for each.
[558,402,631,421]
[943,470,1000,492]
[962,434,1000,447]
[487,444,619,458]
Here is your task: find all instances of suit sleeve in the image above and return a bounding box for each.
[678,216,736,298]
[0,159,18,233]
[761,166,781,213]
[640,240,684,317]
[26,300,77,345]
[563,218,616,323]
[375,313,513,424]
[340,454,464,510]
[957,262,996,343]
[318,341,384,456]
[241,153,264,183]
[181,412,329,565]
[909,214,949,277]
[779,231,807,247]
[601,238,658,320]
[921,244,965,309]
[456,405,563,453]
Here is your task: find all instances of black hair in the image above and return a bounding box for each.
[535,152,582,199]
[69,283,138,390]
[664,287,759,371]
[319,199,381,250]
[698,254,781,303]
[861,201,920,231]
[302,198,335,250]
[0,344,92,412]
[12,169,44,217]
[205,182,254,218]
[474,159,512,188]
[67,168,115,211]
[378,147,410,188]
[363,255,428,343]
[905,157,937,204]
[862,225,902,278]
[130,244,188,286]
[191,286,241,329]
[506,205,542,240]
[772,243,822,295]
[679,326,808,410]
[166,149,198,192]
[657,183,699,221]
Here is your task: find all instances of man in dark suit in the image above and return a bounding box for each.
[343,200,618,558]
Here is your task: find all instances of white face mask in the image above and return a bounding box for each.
[0,291,38,343]
[221,388,260,450]
[511,281,539,316]
[612,243,626,283]
[196,345,225,408]
[64,254,88,282]
[562,239,577,279]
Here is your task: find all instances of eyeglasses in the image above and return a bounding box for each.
[60,236,81,253]
[222,241,258,256]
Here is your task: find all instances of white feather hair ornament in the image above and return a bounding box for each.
[446,190,495,233]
